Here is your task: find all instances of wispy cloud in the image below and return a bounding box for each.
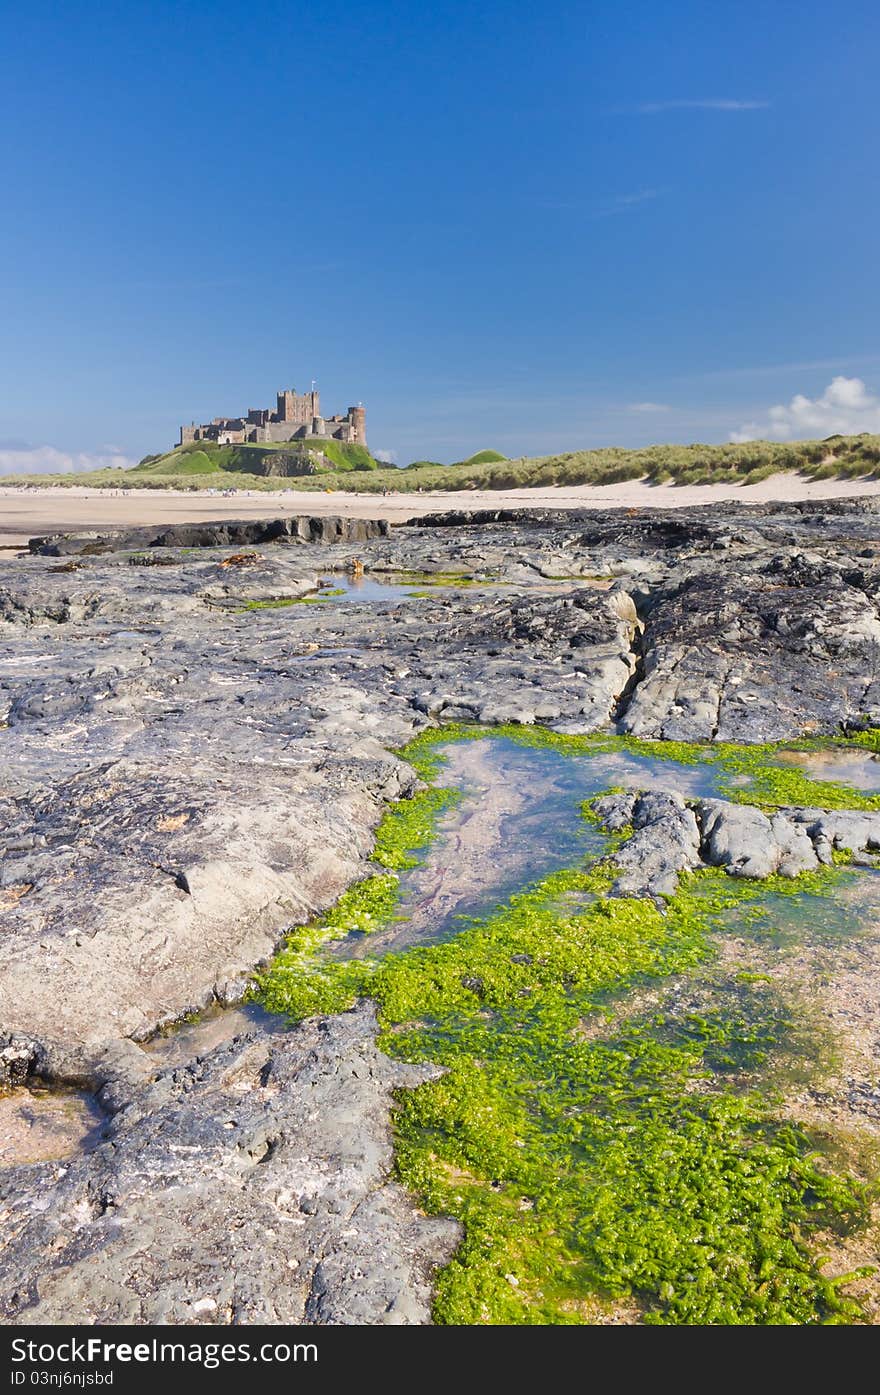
[596,188,665,217]
[0,443,138,476]
[681,354,880,384]
[730,377,880,443]
[542,186,668,217]
[619,99,769,115]
[627,401,671,414]
[373,448,398,464]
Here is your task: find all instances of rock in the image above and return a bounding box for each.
[28,515,389,556]
[0,541,641,1078]
[0,1003,460,1326]
[598,793,822,893]
[595,790,701,898]
[697,800,818,878]
[591,792,636,832]
[6,495,880,1322]
[0,1036,39,1087]
[785,808,880,858]
[620,565,880,742]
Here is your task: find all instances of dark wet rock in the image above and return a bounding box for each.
[620,567,880,742]
[28,515,389,556]
[0,1003,460,1326]
[460,975,485,996]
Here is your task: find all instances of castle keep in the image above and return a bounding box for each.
[179,386,366,449]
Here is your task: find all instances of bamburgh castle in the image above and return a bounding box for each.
[179,386,366,449]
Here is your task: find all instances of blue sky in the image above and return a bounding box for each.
[1,0,878,469]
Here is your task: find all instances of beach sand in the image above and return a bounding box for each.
[2,472,879,548]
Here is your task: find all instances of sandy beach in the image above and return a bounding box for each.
[2,472,879,548]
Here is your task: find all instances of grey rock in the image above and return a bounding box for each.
[5,495,880,1321]
[620,565,880,742]
[0,542,640,1078]
[697,800,818,878]
[785,807,880,859]
[0,1003,460,1326]
[595,790,701,898]
[591,791,636,832]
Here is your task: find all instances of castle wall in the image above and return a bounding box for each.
[179,389,365,450]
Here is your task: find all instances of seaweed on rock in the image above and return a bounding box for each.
[258,725,880,1324]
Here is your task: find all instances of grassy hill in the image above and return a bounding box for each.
[405,448,509,470]
[131,439,379,477]
[5,434,880,494]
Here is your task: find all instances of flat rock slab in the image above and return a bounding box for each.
[0,541,637,1077]
[0,1003,460,1326]
[621,559,880,742]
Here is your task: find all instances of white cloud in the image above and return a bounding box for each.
[627,401,671,414]
[605,188,662,209]
[373,448,397,464]
[539,187,667,216]
[593,188,667,218]
[0,444,138,477]
[730,377,880,443]
[629,99,769,114]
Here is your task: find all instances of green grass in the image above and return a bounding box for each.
[258,725,879,1325]
[126,439,380,480]
[404,448,508,470]
[8,433,880,494]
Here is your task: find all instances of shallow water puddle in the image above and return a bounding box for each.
[328,735,726,958]
[773,747,880,793]
[0,1087,104,1166]
[314,572,612,603]
[143,1000,286,1068]
[696,866,875,949]
[314,574,423,602]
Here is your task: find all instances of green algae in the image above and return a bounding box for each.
[243,586,348,610]
[400,722,880,811]
[371,786,460,870]
[257,783,460,1018]
[242,596,302,610]
[262,862,872,1323]
[258,724,880,1324]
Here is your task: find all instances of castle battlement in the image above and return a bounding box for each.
[179,386,366,450]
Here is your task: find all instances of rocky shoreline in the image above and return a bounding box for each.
[4,499,880,1323]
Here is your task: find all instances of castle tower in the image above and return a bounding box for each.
[276,387,321,425]
[348,404,367,446]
